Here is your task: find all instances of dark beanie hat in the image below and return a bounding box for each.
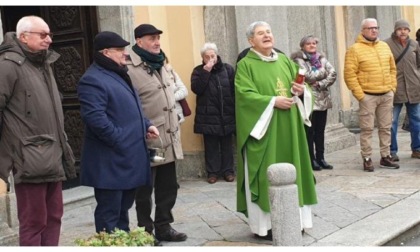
[93,31,130,51]
[134,24,163,38]
[394,19,410,32]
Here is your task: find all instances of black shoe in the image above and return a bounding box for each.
[312,160,322,171]
[152,235,162,246]
[254,229,272,240]
[155,227,187,242]
[318,159,333,169]
[145,230,162,246]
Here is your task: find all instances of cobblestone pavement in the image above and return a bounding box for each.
[60,129,420,246]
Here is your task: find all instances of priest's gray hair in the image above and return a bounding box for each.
[246,21,271,39]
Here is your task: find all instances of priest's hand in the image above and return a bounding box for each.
[291,82,305,96]
[274,96,293,110]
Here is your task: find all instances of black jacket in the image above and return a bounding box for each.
[191,56,235,136]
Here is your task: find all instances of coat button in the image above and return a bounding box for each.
[163,107,168,111]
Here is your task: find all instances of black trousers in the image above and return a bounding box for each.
[203,134,235,178]
[93,188,136,233]
[305,110,328,162]
[135,161,178,233]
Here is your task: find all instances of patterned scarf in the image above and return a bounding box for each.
[132,44,165,75]
[305,52,322,71]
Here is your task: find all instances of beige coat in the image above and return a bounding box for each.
[127,49,183,166]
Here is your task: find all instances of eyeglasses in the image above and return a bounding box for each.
[24,31,53,39]
[363,27,380,31]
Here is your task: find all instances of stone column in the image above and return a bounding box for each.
[267,163,302,246]
[204,6,357,154]
[97,6,134,43]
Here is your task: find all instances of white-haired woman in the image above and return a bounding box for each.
[191,42,236,184]
[291,35,337,171]
[235,21,318,239]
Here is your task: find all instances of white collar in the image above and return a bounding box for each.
[250,48,278,62]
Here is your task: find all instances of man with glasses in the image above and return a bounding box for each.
[77,31,159,234]
[344,18,399,172]
[384,20,420,162]
[0,15,76,245]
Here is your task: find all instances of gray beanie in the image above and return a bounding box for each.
[394,19,410,32]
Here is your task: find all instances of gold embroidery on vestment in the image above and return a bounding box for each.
[276,78,288,97]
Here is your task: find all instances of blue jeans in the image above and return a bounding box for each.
[391,103,420,154]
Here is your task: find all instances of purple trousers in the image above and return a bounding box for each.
[14,181,63,246]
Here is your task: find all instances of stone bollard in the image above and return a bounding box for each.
[267,163,302,246]
[0,174,19,245]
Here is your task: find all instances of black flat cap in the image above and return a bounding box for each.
[134,24,163,38]
[94,31,130,51]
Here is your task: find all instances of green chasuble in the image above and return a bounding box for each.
[235,50,318,217]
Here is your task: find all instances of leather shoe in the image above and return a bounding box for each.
[152,235,162,246]
[146,231,162,246]
[207,177,217,184]
[155,227,187,242]
[318,159,333,169]
[312,160,322,171]
[224,174,235,182]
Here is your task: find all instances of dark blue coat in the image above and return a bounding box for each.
[78,63,152,190]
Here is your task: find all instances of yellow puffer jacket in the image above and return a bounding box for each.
[344,33,397,101]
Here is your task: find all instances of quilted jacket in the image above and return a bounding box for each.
[344,33,397,101]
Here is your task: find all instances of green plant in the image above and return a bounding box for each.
[75,227,155,246]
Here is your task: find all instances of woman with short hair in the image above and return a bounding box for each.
[191,42,236,184]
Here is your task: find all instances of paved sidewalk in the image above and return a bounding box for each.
[59,128,420,246]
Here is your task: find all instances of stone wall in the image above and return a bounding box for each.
[203,6,361,155]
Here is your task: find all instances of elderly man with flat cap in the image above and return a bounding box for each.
[127,24,187,243]
[77,31,158,234]
[384,20,420,162]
